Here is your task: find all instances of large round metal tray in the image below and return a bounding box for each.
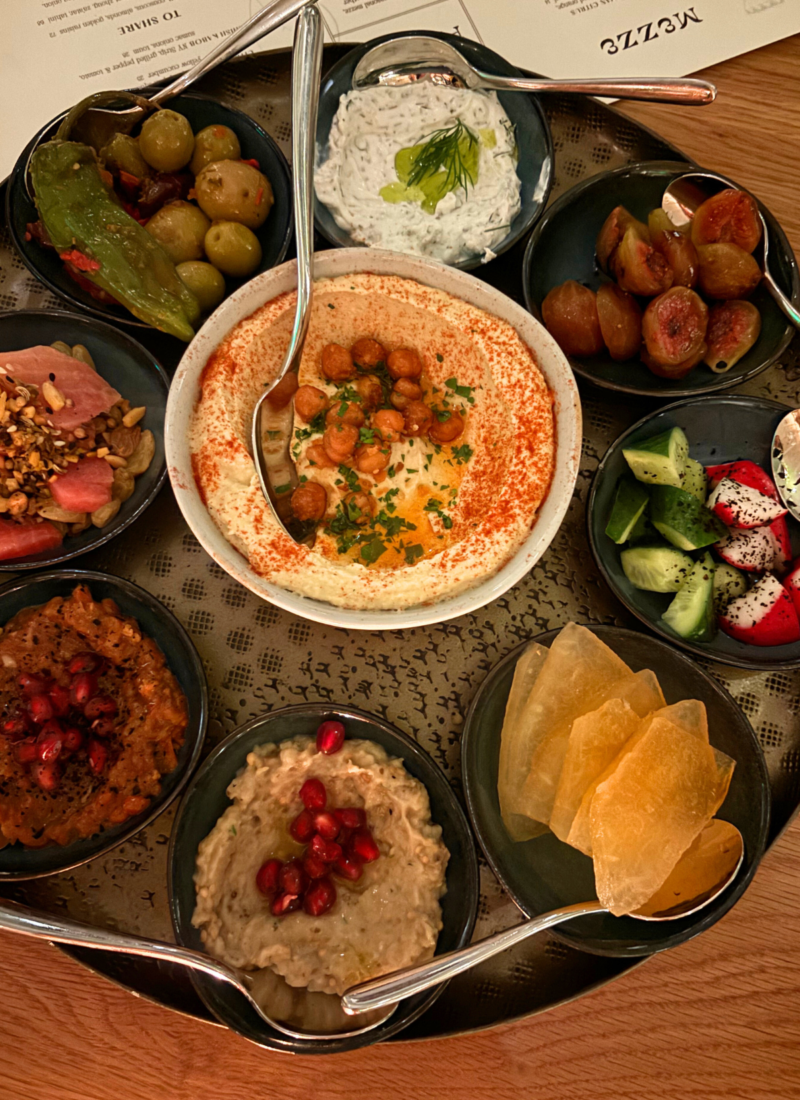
[0,45,798,1043]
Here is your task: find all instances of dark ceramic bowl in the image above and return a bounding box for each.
[522,160,799,397]
[6,93,293,335]
[168,703,479,1054]
[588,395,800,670]
[462,625,770,957]
[315,32,553,271]
[0,308,167,570]
[0,569,207,879]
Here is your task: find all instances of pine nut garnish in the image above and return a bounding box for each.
[122,406,146,428]
[41,381,66,412]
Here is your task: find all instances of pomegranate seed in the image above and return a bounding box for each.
[255,858,282,895]
[270,892,301,917]
[88,739,108,775]
[2,711,31,741]
[334,853,364,882]
[313,811,340,840]
[289,809,316,843]
[316,720,345,755]
[31,760,61,792]
[303,854,329,879]
[29,694,54,725]
[71,673,98,707]
[299,777,327,811]
[84,694,118,721]
[19,672,52,696]
[48,684,71,717]
[36,720,64,763]
[350,828,380,863]
[62,726,84,753]
[334,807,366,830]
[14,737,38,765]
[91,717,117,738]
[279,859,308,896]
[309,834,343,864]
[67,651,103,676]
[303,877,337,917]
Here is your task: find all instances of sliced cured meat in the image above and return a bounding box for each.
[50,457,113,513]
[0,518,62,561]
[0,346,120,431]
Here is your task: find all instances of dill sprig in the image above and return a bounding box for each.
[407,120,479,196]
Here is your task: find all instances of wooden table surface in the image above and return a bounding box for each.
[3,33,800,1100]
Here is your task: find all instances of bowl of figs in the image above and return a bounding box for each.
[523,160,799,398]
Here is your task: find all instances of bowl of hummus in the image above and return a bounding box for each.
[166,247,581,629]
[168,704,479,1054]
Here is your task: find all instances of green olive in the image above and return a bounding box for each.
[189,124,242,175]
[176,261,226,312]
[139,109,194,172]
[100,133,150,179]
[204,221,262,278]
[145,201,211,263]
[194,160,273,229]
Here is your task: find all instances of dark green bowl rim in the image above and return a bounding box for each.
[461,624,770,957]
[0,567,208,880]
[0,307,169,570]
[167,702,480,1054]
[522,158,800,397]
[314,31,554,272]
[587,393,800,670]
[5,92,294,332]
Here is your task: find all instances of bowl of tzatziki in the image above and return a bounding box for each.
[314,32,554,271]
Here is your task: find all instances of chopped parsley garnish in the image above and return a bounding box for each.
[294,409,326,441]
[387,464,396,478]
[275,482,292,494]
[360,538,387,563]
[404,544,425,565]
[445,376,475,404]
[406,468,418,474]
[436,353,443,363]
[327,302,335,309]
[432,406,452,423]
[338,464,361,492]
[335,384,362,404]
[358,427,377,445]
[424,498,453,529]
[452,444,474,464]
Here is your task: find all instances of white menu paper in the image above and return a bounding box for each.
[2,0,799,178]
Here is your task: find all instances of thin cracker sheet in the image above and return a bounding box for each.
[498,642,550,841]
[590,717,721,916]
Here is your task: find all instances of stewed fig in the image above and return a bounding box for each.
[611,225,674,297]
[595,283,642,361]
[704,300,762,372]
[596,206,649,273]
[642,287,709,368]
[690,188,762,253]
[541,280,604,358]
[696,243,762,299]
[647,208,685,250]
[641,341,708,379]
[651,230,699,289]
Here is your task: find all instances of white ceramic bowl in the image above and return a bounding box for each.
[166,249,581,630]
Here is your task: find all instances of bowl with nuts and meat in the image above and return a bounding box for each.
[0,308,167,568]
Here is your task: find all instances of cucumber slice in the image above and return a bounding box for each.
[681,457,707,502]
[662,553,716,641]
[650,485,728,550]
[621,545,694,593]
[713,562,748,614]
[628,511,657,543]
[605,476,650,544]
[622,427,689,488]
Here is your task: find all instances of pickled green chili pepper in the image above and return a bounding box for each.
[30,140,200,341]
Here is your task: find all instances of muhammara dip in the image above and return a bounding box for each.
[192,736,449,996]
[190,272,555,610]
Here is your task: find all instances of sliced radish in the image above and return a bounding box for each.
[706,478,786,529]
[719,573,800,646]
[769,515,792,574]
[706,460,778,501]
[784,559,800,618]
[716,526,776,572]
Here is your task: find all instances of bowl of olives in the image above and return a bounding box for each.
[522,160,799,398]
[7,93,293,340]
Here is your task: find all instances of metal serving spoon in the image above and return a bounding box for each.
[663,171,800,329]
[771,409,800,522]
[27,0,311,175]
[249,1,322,545]
[352,36,716,105]
[342,819,744,1014]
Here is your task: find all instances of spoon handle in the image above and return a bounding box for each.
[341,901,605,1015]
[0,898,245,992]
[762,269,800,328]
[473,71,716,105]
[151,0,313,105]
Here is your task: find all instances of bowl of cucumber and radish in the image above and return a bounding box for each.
[588,395,800,670]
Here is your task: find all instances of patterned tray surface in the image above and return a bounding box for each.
[0,46,798,1041]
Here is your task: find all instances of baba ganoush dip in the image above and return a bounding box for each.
[315,84,521,264]
[192,736,449,996]
[190,272,555,611]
